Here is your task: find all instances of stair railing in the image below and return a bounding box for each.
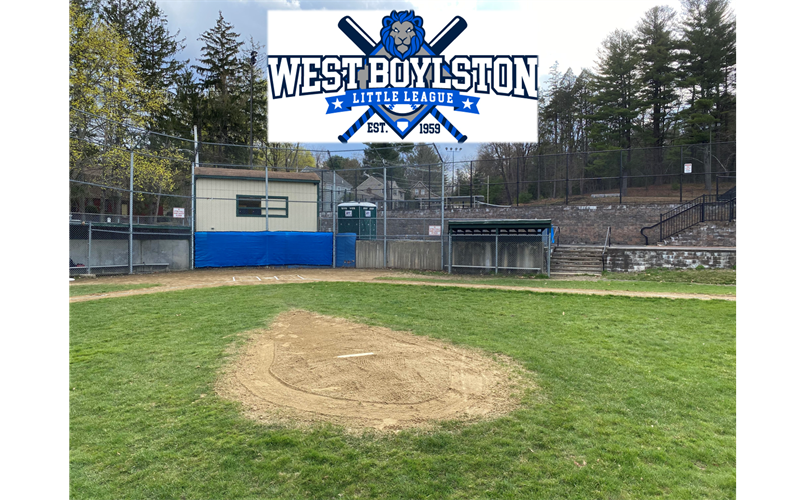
[601,226,611,273]
[640,194,735,245]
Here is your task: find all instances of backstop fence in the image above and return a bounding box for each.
[69,109,736,275]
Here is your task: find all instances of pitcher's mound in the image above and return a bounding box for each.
[218,310,527,430]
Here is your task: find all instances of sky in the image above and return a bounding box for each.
[154,0,692,160]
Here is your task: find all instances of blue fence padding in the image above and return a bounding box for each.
[335,233,356,268]
[195,231,333,268]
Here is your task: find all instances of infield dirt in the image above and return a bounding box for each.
[217,310,528,431]
[68,267,735,302]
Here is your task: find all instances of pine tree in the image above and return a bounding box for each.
[589,30,641,154]
[194,11,246,152]
[678,0,736,144]
[635,5,679,183]
[100,0,188,134]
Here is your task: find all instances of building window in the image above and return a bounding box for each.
[236,195,289,218]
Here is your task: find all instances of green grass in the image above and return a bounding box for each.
[379,273,736,296]
[69,283,160,297]
[603,268,737,286]
[71,283,735,499]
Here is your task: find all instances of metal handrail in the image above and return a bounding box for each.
[602,226,611,273]
[641,196,735,245]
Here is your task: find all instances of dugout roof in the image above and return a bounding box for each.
[447,219,552,235]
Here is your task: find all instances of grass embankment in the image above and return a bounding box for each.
[69,283,160,297]
[380,268,736,296]
[71,283,735,499]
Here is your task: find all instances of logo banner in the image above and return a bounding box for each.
[266,10,539,143]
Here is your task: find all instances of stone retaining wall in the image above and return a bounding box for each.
[323,203,735,246]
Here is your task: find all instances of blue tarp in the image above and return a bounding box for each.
[335,233,356,268]
[195,231,334,268]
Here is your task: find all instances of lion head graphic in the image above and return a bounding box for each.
[380,10,425,60]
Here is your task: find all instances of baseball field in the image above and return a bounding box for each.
[70,269,735,499]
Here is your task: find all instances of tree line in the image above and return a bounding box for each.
[472,0,736,205]
[69,0,315,215]
[69,0,735,213]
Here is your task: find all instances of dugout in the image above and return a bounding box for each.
[447,219,553,276]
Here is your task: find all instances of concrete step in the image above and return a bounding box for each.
[552,252,602,258]
[551,255,601,262]
[553,245,604,251]
[550,270,602,276]
[551,262,601,271]
[550,245,605,277]
[551,262,602,268]
[553,250,602,255]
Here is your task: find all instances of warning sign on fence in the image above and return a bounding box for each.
[429,226,442,236]
[684,163,692,174]
[173,208,185,218]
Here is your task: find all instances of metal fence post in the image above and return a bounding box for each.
[266,165,268,232]
[448,229,452,274]
[129,149,134,275]
[619,150,623,204]
[87,221,92,275]
[470,160,474,208]
[680,146,683,203]
[565,152,569,205]
[441,159,445,270]
[383,167,387,269]
[191,126,197,270]
[494,229,499,274]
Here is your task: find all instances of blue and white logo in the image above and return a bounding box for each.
[267,10,539,143]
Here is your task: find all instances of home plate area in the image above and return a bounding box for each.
[228,274,310,282]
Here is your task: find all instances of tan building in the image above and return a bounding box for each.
[194,167,320,232]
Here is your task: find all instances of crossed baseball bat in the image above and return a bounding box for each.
[337,15,468,143]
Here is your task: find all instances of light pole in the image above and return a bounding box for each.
[446,147,461,200]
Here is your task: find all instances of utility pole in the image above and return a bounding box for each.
[469,160,474,208]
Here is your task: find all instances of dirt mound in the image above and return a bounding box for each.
[218,310,526,430]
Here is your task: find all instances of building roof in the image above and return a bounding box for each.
[357,176,400,189]
[338,202,377,208]
[194,167,320,183]
[300,167,353,188]
[447,219,552,234]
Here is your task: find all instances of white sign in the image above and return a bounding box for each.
[365,210,372,218]
[344,210,353,217]
[266,10,539,143]
[684,163,693,174]
[429,225,442,236]
[173,208,185,218]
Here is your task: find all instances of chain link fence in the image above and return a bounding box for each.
[70,109,735,275]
